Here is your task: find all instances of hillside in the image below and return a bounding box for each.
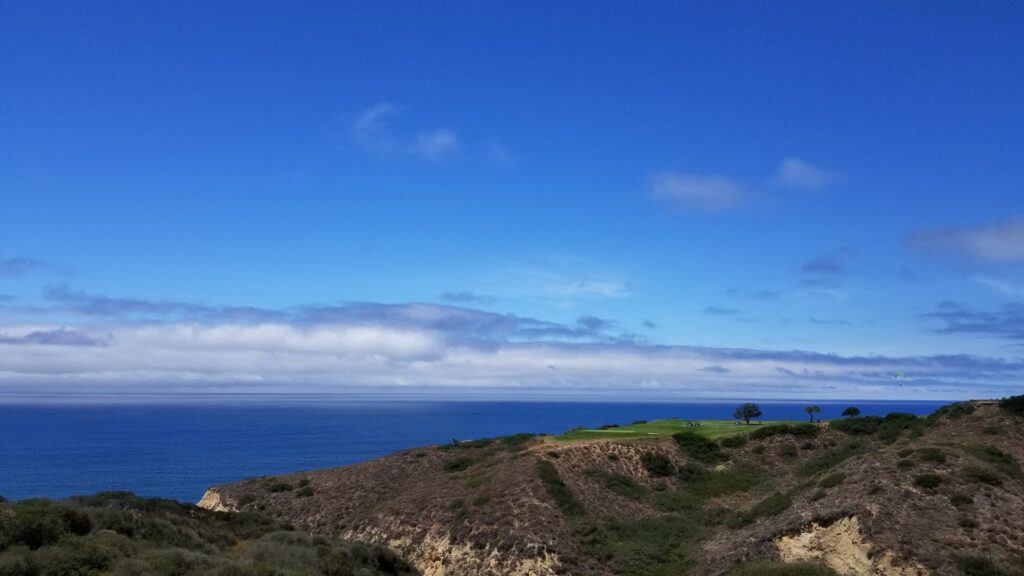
[200,398,1024,576]
[0,491,417,576]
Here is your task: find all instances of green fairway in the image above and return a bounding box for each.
[554,418,807,441]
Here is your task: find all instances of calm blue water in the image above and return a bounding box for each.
[0,398,949,503]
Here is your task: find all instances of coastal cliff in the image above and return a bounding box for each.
[200,400,1024,576]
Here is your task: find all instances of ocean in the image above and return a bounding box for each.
[0,397,950,503]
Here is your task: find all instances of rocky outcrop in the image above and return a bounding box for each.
[197,487,237,512]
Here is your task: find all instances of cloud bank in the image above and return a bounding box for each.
[910,217,1024,263]
[1,291,1021,400]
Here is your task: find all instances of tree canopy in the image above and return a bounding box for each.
[733,403,763,424]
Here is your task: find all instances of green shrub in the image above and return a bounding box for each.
[917,447,946,463]
[546,451,559,459]
[749,424,818,441]
[780,444,798,458]
[673,432,728,464]
[499,433,537,451]
[963,466,1002,486]
[537,460,585,516]
[949,493,973,506]
[798,441,864,477]
[962,445,1022,479]
[720,435,748,449]
[677,463,705,482]
[830,416,882,435]
[442,456,478,472]
[749,492,793,519]
[914,474,942,489]
[897,448,914,457]
[956,554,1008,576]
[640,452,675,477]
[818,473,845,488]
[687,464,767,498]
[295,486,314,498]
[809,488,827,501]
[472,494,491,507]
[929,401,975,421]
[897,459,914,469]
[877,413,923,443]
[264,481,292,493]
[752,445,766,455]
[958,517,978,529]
[998,394,1024,415]
[586,469,645,500]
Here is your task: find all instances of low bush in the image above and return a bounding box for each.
[877,413,924,443]
[798,441,864,478]
[809,488,827,501]
[295,486,314,498]
[818,473,845,488]
[998,394,1024,415]
[586,469,645,500]
[749,424,818,441]
[962,445,1022,479]
[780,444,798,458]
[897,448,914,457]
[673,432,728,464]
[917,447,946,463]
[0,493,416,576]
[914,474,943,489]
[640,452,675,477]
[720,435,748,449]
[963,466,1002,486]
[472,494,491,507]
[749,492,793,519]
[928,401,975,421]
[442,456,478,472]
[537,460,585,516]
[956,554,1008,576]
[264,481,292,493]
[546,450,559,459]
[949,493,973,506]
[830,416,882,435]
[897,459,914,469]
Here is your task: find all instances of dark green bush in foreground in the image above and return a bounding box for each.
[673,432,728,464]
[998,394,1024,415]
[748,424,818,441]
[719,435,748,449]
[956,554,1008,576]
[640,452,675,477]
[537,459,585,517]
[829,416,881,435]
[0,492,417,576]
[914,474,943,489]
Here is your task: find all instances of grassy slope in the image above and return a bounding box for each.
[556,418,807,441]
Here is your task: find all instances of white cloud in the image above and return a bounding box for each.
[412,128,462,161]
[0,313,1020,400]
[350,102,402,155]
[911,217,1024,263]
[349,102,462,162]
[651,172,743,211]
[773,157,840,190]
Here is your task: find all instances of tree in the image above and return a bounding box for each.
[805,405,821,422]
[841,406,861,418]
[733,403,763,425]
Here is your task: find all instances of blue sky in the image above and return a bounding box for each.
[2,2,1024,399]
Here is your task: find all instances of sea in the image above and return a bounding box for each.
[0,396,950,503]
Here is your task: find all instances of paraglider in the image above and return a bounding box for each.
[893,372,905,385]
